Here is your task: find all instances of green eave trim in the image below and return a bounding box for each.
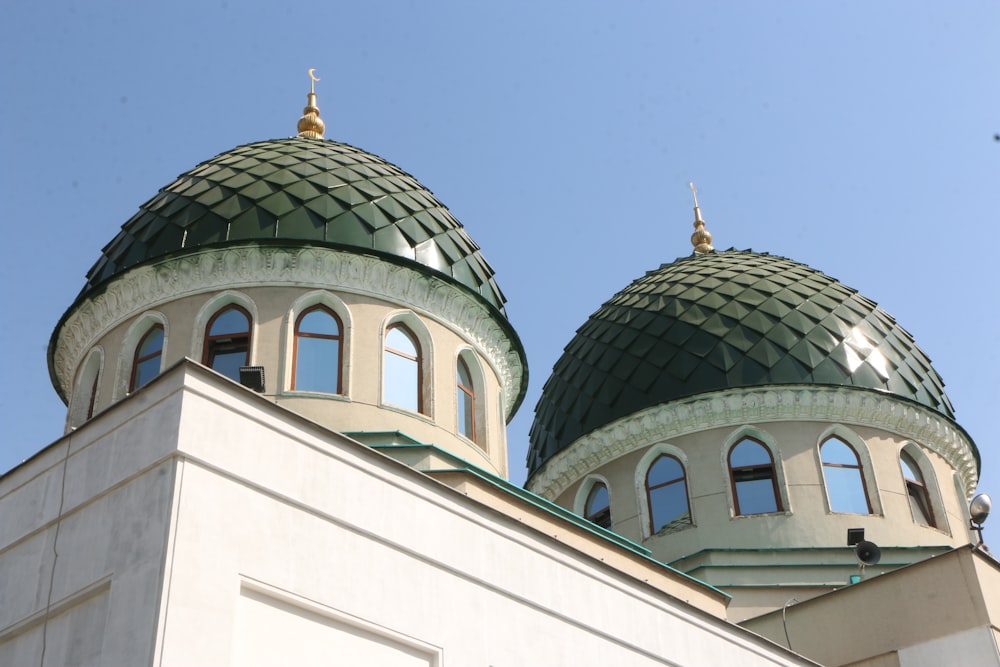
[371,442,728,598]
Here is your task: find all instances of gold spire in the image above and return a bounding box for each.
[688,182,714,253]
[297,68,326,139]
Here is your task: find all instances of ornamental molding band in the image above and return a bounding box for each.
[526,384,978,501]
[53,246,525,415]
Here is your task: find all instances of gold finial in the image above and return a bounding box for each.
[297,68,326,139]
[689,182,714,253]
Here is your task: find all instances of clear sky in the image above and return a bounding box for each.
[2,2,998,540]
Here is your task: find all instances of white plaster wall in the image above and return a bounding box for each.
[3,365,809,666]
[897,626,999,667]
[0,377,185,666]
[155,370,809,666]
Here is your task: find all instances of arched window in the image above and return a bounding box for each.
[293,305,342,394]
[384,324,421,413]
[130,325,164,392]
[900,450,936,527]
[457,357,476,441]
[86,372,100,419]
[71,347,104,427]
[203,306,251,382]
[821,437,872,514]
[647,455,691,534]
[729,438,782,515]
[584,482,612,529]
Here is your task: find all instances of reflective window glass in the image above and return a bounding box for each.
[647,455,691,534]
[585,482,611,529]
[131,325,164,391]
[457,357,475,441]
[822,438,872,514]
[204,306,251,382]
[384,325,420,413]
[729,439,782,515]
[293,306,342,394]
[900,450,936,527]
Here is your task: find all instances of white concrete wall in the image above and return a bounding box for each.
[897,626,999,667]
[0,374,184,666]
[2,364,812,666]
[157,365,810,666]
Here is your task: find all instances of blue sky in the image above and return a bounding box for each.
[2,2,998,540]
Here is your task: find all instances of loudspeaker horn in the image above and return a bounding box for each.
[854,540,881,566]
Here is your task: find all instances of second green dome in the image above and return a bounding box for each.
[528,249,955,476]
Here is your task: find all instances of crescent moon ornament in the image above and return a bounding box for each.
[308,68,320,93]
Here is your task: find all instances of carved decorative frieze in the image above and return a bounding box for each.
[53,246,525,415]
[526,385,978,500]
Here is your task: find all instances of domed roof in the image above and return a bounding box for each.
[528,249,955,476]
[80,137,508,314]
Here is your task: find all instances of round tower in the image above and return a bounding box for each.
[49,76,527,478]
[526,191,979,619]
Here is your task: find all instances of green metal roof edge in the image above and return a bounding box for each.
[370,442,729,598]
[669,544,953,567]
[46,240,529,415]
[681,561,930,571]
[673,544,954,556]
[343,430,427,445]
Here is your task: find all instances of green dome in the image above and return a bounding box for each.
[528,249,955,476]
[81,137,508,313]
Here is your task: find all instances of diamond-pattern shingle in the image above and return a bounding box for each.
[527,249,955,477]
[79,137,508,315]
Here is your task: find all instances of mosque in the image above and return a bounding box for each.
[1,76,997,666]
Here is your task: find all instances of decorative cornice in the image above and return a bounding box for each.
[526,385,978,501]
[53,246,525,416]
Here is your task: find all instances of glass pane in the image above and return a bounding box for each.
[133,354,161,390]
[735,478,779,514]
[586,484,609,515]
[138,328,164,357]
[384,350,418,411]
[386,327,416,356]
[822,439,859,466]
[900,454,922,482]
[647,456,683,488]
[457,386,474,438]
[209,308,249,336]
[299,309,338,336]
[586,484,611,528]
[86,372,99,419]
[730,440,771,467]
[907,484,932,525]
[211,348,247,381]
[825,465,869,513]
[457,358,472,387]
[650,482,690,533]
[295,337,340,393]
